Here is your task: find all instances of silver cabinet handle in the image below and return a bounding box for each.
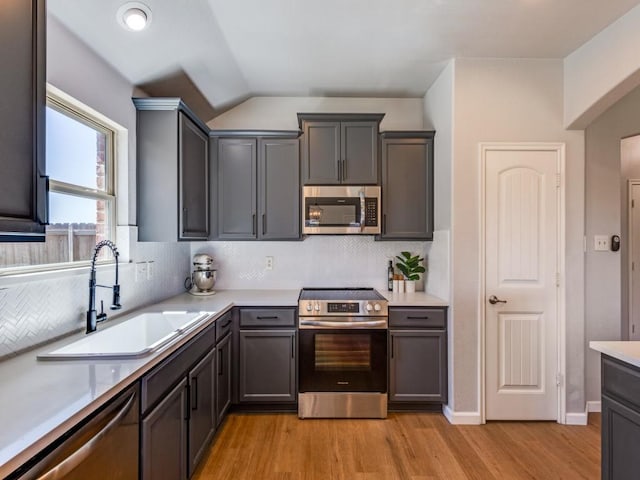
[488,295,507,305]
[36,392,136,480]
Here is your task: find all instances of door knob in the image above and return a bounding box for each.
[488,295,507,305]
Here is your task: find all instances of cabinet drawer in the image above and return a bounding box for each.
[602,355,640,411]
[239,308,296,327]
[389,308,446,329]
[141,322,215,414]
[215,310,233,340]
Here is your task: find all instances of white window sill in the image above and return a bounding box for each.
[0,261,134,289]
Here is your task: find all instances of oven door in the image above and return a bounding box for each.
[298,327,387,393]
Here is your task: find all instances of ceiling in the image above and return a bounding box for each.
[48,0,640,121]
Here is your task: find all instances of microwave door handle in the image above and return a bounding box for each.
[359,191,365,231]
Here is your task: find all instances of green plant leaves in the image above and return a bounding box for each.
[395,251,425,280]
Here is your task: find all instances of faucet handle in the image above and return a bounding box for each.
[97,300,107,322]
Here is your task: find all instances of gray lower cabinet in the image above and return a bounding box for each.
[238,328,297,403]
[298,114,384,185]
[388,307,447,405]
[236,307,297,405]
[141,320,217,479]
[213,136,300,240]
[142,378,188,480]
[379,132,435,240]
[0,0,47,241]
[188,349,216,477]
[216,332,232,425]
[134,98,209,241]
[601,355,640,479]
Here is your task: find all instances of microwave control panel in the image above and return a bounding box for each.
[365,198,378,226]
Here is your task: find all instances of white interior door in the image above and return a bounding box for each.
[484,145,560,421]
[629,182,640,340]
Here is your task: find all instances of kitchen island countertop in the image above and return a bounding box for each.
[589,340,640,369]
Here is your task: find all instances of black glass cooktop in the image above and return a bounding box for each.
[299,288,385,301]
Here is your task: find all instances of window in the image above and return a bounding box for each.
[0,94,116,271]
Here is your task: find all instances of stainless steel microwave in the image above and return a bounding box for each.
[302,185,381,235]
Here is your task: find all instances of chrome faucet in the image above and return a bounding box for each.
[86,240,122,333]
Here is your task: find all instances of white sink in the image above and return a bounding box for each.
[38,311,211,360]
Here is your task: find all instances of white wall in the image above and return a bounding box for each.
[583,84,640,402]
[0,17,191,358]
[564,4,640,129]
[208,97,425,131]
[450,58,586,414]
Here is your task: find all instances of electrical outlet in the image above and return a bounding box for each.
[594,235,610,251]
[135,262,147,282]
[147,261,154,280]
[265,256,274,270]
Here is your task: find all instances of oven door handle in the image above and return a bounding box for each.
[299,319,388,329]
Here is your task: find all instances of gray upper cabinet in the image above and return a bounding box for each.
[0,0,47,242]
[380,131,435,240]
[213,135,300,240]
[215,138,257,239]
[134,98,209,241]
[298,113,384,185]
[259,138,300,240]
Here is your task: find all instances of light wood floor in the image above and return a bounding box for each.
[193,413,601,480]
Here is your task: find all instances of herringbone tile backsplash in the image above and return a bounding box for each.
[0,242,191,359]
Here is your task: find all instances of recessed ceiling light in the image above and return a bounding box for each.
[117,2,152,32]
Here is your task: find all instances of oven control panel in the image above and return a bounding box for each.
[328,303,360,313]
[299,300,388,316]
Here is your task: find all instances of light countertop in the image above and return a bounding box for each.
[0,288,446,477]
[590,341,640,369]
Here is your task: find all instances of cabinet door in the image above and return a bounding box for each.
[389,330,447,403]
[258,138,300,240]
[216,138,257,239]
[381,136,434,240]
[142,378,188,480]
[602,395,640,480]
[0,0,47,241]
[302,122,341,184]
[179,113,209,240]
[188,349,216,477]
[341,122,378,184]
[216,333,233,426]
[239,330,296,403]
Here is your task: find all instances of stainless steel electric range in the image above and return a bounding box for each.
[297,288,388,419]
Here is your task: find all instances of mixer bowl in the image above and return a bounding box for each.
[192,269,216,291]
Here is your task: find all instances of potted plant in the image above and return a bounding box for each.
[395,251,425,293]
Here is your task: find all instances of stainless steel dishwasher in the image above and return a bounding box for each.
[10,384,139,480]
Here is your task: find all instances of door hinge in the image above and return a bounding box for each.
[633,199,635,208]
[633,324,636,334]
[556,272,560,287]
[556,174,561,188]
[556,373,562,387]
[633,262,635,272]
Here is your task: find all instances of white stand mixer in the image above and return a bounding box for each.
[185,253,217,296]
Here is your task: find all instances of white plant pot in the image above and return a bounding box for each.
[405,280,416,293]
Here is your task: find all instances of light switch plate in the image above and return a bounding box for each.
[135,262,147,281]
[594,235,610,251]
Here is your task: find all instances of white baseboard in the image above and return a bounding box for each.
[587,401,601,413]
[442,405,482,425]
[565,411,588,425]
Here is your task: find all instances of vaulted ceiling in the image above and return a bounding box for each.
[48,0,640,121]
